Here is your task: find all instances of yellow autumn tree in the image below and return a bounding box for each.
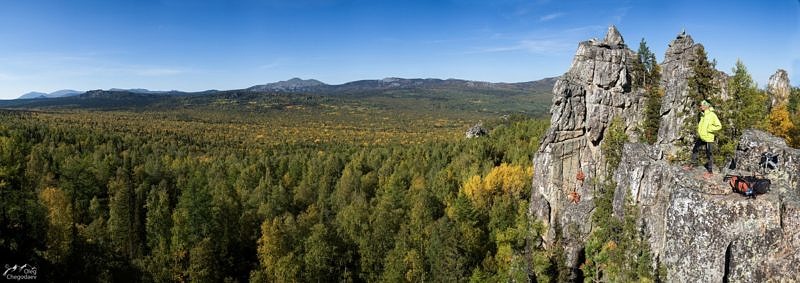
[462,163,532,208]
[39,187,73,264]
[768,104,794,145]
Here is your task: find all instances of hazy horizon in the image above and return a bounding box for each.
[1,0,798,99]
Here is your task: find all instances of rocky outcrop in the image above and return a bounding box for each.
[656,31,704,152]
[529,27,798,282]
[614,129,800,282]
[465,123,487,138]
[767,69,791,108]
[528,25,645,277]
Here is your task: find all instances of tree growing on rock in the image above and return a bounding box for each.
[724,60,768,136]
[583,117,655,282]
[678,46,720,161]
[687,46,719,104]
[633,38,663,144]
[786,87,800,148]
[716,60,769,163]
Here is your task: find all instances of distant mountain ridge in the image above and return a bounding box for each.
[247,78,326,92]
[18,89,83,99]
[246,77,557,93]
[3,76,557,116]
[15,77,558,100]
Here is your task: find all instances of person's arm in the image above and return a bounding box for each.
[708,112,722,133]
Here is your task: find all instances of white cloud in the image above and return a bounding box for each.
[257,58,290,70]
[0,73,21,81]
[473,39,572,55]
[134,68,185,76]
[612,6,630,23]
[539,12,564,22]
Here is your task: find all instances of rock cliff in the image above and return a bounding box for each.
[529,25,645,278]
[529,27,799,282]
[767,69,791,108]
[614,130,800,282]
[655,31,702,149]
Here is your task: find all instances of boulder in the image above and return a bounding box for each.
[465,123,487,138]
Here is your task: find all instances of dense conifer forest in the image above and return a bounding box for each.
[0,107,555,282]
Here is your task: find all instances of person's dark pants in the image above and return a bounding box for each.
[690,138,714,173]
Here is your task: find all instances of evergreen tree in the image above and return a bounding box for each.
[679,45,719,160]
[633,38,660,89]
[583,117,654,282]
[188,237,219,283]
[108,168,135,258]
[634,38,663,144]
[687,46,719,103]
[725,60,768,136]
[0,128,47,267]
[144,181,173,282]
[716,60,769,163]
[784,87,800,148]
[170,170,214,282]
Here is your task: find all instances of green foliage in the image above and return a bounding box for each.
[0,121,48,269]
[583,117,655,282]
[678,47,719,162]
[687,46,719,103]
[634,39,664,145]
[108,168,136,258]
[713,60,769,164]
[143,183,173,282]
[790,87,800,114]
[632,38,660,90]
[787,87,800,148]
[601,117,629,172]
[0,109,555,281]
[724,60,768,135]
[642,87,664,145]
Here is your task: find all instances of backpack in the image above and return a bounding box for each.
[723,175,771,198]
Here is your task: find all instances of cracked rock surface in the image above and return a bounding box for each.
[613,130,800,282]
[529,26,800,282]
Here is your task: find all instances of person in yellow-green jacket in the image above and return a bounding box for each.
[685,99,722,179]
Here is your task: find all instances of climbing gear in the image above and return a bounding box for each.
[568,191,581,204]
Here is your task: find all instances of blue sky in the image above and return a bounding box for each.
[0,0,797,99]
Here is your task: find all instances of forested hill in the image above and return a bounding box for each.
[0,77,557,117]
[0,76,558,282]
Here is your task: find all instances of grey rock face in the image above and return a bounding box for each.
[767,69,791,108]
[529,27,798,282]
[603,25,625,47]
[656,32,703,153]
[612,130,800,282]
[465,123,487,138]
[528,25,645,276]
